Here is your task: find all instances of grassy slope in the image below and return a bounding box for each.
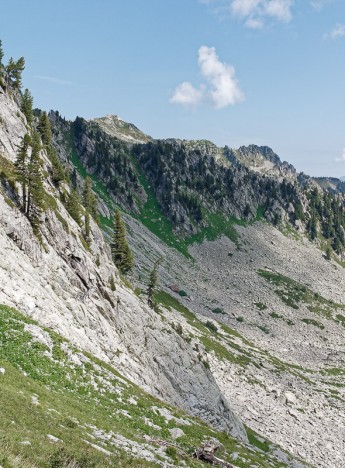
[0,304,291,468]
[258,269,345,326]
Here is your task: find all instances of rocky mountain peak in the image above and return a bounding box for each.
[226,144,296,179]
[92,114,151,144]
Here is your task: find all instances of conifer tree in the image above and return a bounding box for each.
[37,111,52,146]
[47,147,65,185]
[83,176,99,223]
[147,258,162,308]
[27,132,45,232]
[111,210,133,274]
[109,275,116,291]
[15,133,31,212]
[84,211,91,241]
[66,189,82,226]
[0,40,4,69]
[21,89,34,126]
[6,56,25,89]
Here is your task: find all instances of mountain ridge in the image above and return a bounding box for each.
[0,43,345,467]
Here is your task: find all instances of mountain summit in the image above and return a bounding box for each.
[92,114,151,144]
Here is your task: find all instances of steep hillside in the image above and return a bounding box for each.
[1,42,345,468]
[0,46,311,468]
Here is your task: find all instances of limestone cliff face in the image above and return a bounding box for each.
[0,86,246,442]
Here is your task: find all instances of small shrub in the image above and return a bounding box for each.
[255,302,267,311]
[178,290,188,297]
[203,359,210,369]
[172,322,183,335]
[166,446,177,460]
[258,325,270,334]
[236,316,244,322]
[205,320,218,333]
[270,311,281,319]
[212,307,224,314]
[301,318,324,329]
[62,417,77,428]
[109,275,116,291]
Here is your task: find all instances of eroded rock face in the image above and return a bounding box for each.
[0,89,247,443]
[0,89,27,162]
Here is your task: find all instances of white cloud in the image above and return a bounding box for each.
[231,0,293,27]
[198,46,244,108]
[201,0,293,28]
[324,24,345,39]
[310,0,331,11]
[170,46,244,110]
[170,82,205,108]
[335,148,345,162]
[35,75,72,86]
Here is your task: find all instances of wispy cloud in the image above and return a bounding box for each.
[335,148,345,162]
[231,0,292,28]
[310,0,332,11]
[170,46,244,109]
[324,24,345,39]
[200,0,293,29]
[34,75,72,86]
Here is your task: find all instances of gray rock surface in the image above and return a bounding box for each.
[0,89,247,443]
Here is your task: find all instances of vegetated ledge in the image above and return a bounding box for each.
[0,304,302,468]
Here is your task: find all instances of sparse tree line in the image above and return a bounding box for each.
[1,38,166,312]
[0,40,25,91]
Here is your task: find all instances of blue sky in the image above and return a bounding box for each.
[1,0,345,177]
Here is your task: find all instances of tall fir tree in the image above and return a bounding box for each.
[84,211,91,242]
[66,189,82,226]
[111,210,133,275]
[21,89,34,126]
[6,56,25,89]
[15,133,31,212]
[0,40,4,70]
[47,146,65,185]
[37,111,52,147]
[83,176,99,223]
[27,132,45,232]
[147,258,162,308]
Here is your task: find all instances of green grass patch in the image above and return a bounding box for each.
[255,302,267,311]
[258,269,345,321]
[301,318,325,329]
[0,303,292,468]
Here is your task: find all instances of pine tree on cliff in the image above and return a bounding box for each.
[0,40,4,70]
[37,111,52,147]
[27,132,45,233]
[21,89,34,126]
[47,146,65,185]
[6,56,25,89]
[111,210,133,275]
[83,176,99,223]
[84,211,91,242]
[147,258,162,308]
[15,133,31,212]
[66,189,82,226]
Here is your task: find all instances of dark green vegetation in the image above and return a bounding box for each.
[0,304,291,468]
[48,105,345,259]
[111,210,134,274]
[258,269,345,324]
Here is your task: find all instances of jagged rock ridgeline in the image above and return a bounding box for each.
[48,109,345,260]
